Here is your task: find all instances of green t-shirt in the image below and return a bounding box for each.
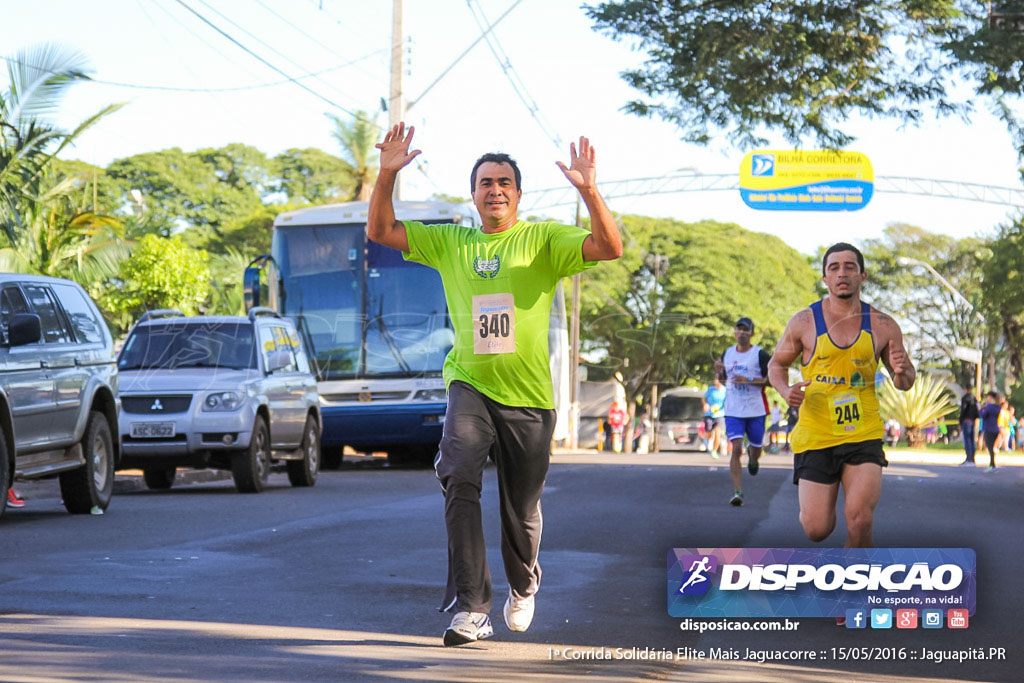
[403,219,593,408]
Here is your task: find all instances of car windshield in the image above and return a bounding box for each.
[660,396,704,422]
[118,321,257,370]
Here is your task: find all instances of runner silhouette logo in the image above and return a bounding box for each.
[678,555,718,595]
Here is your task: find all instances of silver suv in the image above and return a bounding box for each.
[116,308,320,493]
[0,274,120,519]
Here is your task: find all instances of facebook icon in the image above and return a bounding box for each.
[845,609,867,629]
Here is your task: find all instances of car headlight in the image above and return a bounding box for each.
[203,391,245,411]
[413,388,448,401]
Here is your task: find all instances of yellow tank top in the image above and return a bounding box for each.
[791,301,885,452]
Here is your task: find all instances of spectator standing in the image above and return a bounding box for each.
[979,391,1001,471]
[607,400,628,453]
[958,392,979,466]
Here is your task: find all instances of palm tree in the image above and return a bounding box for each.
[0,168,129,297]
[0,43,122,243]
[328,110,380,201]
[878,373,957,447]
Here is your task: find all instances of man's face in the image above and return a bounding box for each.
[822,250,866,300]
[472,161,521,226]
[734,325,752,346]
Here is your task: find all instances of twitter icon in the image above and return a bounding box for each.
[870,609,892,629]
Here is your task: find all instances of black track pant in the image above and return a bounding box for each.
[435,380,556,614]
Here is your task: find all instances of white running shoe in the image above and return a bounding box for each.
[443,611,493,647]
[503,590,535,632]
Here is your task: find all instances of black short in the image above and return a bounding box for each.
[792,439,887,485]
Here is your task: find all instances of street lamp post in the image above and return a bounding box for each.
[895,256,986,392]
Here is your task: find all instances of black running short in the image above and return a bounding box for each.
[792,439,887,485]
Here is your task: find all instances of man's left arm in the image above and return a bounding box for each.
[877,313,916,390]
[556,136,622,262]
[750,348,772,387]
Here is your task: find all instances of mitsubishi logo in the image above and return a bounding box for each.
[150,399,164,411]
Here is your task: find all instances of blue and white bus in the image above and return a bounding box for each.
[244,200,570,466]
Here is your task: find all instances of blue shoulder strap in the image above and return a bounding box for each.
[861,302,872,334]
[810,301,826,337]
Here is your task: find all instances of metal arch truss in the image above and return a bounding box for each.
[519,172,1024,212]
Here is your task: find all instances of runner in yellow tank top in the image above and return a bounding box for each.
[768,243,915,559]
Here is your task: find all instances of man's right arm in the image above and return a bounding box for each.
[366,122,421,253]
[769,310,812,407]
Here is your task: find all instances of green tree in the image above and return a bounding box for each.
[329,110,380,201]
[193,143,274,198]
[1,43,121,241]
[273,147,351,204]
[105,147,264,236]
[205,249,252,316]
[103,234,210,332]
[0,168,128,301]
[586,1,964,148]
[980,218,1024,381]
[580,215,818,419]
[857,224,991,389]
[587,1,1024,160]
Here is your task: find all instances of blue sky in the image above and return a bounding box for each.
[3,0,1022,255]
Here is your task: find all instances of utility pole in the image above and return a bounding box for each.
[389,0,404,200]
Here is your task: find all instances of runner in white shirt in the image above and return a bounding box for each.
[714,317,771,506]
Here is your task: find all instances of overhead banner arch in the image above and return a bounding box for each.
[739,150,874,211]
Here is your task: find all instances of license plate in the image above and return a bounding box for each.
[131,422,176,438]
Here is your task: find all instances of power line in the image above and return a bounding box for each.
[408,0,522,110]
[170,0,365,120]
[466,0,563,151]
[0,50,385,94]
[190,0,364,107]
[255,0,385,88]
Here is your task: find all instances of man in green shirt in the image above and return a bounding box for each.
[368,122,622,646]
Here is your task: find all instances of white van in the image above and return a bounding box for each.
[655,387,705,451]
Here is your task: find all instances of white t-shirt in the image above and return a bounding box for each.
[722,344,770,418]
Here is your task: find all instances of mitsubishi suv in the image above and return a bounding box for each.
[0,274,120,519]
[116,308,320,493]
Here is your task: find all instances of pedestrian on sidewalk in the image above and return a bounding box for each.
[6,488,26,508]
[959,391,979,466]
[979,391,1001,471]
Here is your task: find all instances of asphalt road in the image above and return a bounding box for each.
[1,451,1020,682]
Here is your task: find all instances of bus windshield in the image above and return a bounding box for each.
[275,224,452,380]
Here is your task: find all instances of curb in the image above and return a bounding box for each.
[14,468,234,501]
[113,468,234,494]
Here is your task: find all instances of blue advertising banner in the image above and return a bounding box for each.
[739,150,874,211]
[668,548,975,618]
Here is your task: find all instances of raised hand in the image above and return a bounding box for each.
[375,122,422,173]
[556,136,597,190]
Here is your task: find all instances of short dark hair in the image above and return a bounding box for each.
[822,242,865,275]
[470,153,521,192]
[987,390,999,400]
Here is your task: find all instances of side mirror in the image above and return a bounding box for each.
[243,266,261,311]
[265,349,291,373]
[8,313,41,346]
